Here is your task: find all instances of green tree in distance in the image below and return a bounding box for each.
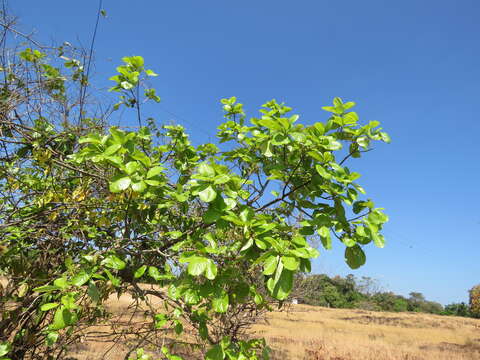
[0,19,390,360]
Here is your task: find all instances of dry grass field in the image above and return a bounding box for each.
[67,294,480,360]
[252,305,480,360]
[2,278,479,359]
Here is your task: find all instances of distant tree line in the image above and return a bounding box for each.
[293,274,479,318]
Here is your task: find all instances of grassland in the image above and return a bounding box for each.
[252,305,480,360]
[69,294,480,360]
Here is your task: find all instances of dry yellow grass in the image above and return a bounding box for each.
[252,304,480,360]
[3,278,479,359]
[70,295,480,360]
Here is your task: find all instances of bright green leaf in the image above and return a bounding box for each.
[0,342,11,357]
[40,303,59,311]
[263,255,278,276]
[271,268,294,301]
[109,175,131,193]
[53,277,68,289]
[187,257,208,276]
[104,143,121,156]
[131,180,147,193]
[146,166,164,179]
[318,226,332,250]
[198,186,217,202]
[205,259,218,280]
[198,163,215,177]
[102,255,126,270]
[71,271,90,287]
[281,256,299,271]
[212,291,229,313]
[134,265,147,278]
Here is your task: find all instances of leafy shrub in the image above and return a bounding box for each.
[0,13,389,360]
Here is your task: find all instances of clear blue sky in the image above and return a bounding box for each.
[14,0,479,305]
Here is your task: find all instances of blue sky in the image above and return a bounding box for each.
[15,0,479,305]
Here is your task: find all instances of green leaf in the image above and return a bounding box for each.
[281,256,299,271]
[198,163,215,177]
[167,230,183,239]
[104,269,121,287]
[343,111,359,124]
[109,175,131,193]
[50,306,76,330]
[299,258,312,273]
[315,165,331,179]
[46,331,59,347]
[318,226,332,250]
[53,277,68,289]
[262,141,273,157]
[240,238,254,252]
[131,150,151,167]
[271,133,290,145]
[334,199,348,225]
[102,255,126,270]
[184,289,200,304]
[373,232,385,248]
[87,282,101,303]
[174,321,184,335]
[61,294,77,310]
[145,69,158,77]
[255,238,267,250]
[333,97,343,107]
[206,344,224,360]
[125,56,144,68]
[239,207,254,224]
[145,179,161,186]
[368,210,389,225]
[125,161,140,175]
[146,166,164,179]
[292,235,306,246]
[345,245,366,269]
[271,268,294,301]
[380,131,391,143]
[356,225,367,237]
[120,81,134,89]
[367,222,385,248]
[213,174,230,185]
[78,134,102,144]
[342,237,356,247]
[104,143,121,156]
[254,293,263,305]
[321,106,336,113]
[263,255,278,275]
[204,206,222,224]
[0,342,11,357]
[33,285,60,293]
[40,303,59,311]
[198,186,217,202]
[134,265,147,278]
[187,257,208,276]
[305,245,320,258]
[205,259,218,280]
[212,291,229,313]
[357,136,369,148]
[71,271,90,287]
[154,313,167,328]
[131,180,147,193]
[148,266,162,281]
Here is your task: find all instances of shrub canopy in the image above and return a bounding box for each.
[0,24,389,360]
